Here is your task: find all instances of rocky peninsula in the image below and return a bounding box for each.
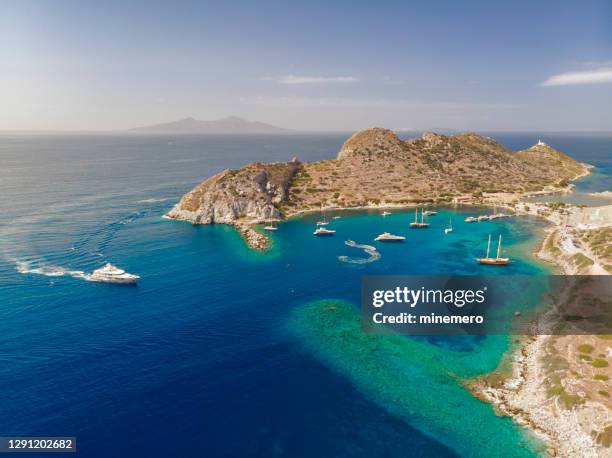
[166,128,589,249]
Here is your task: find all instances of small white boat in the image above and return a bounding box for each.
[465,216,477,223]
[332,216,341,220]
[423,209,437,216]
[444,217,453,235]
[375,232,405,242]
[477,215,490,222]
[314,227,336,236]
[264,223,278,231]
[88,263,139,284]
[381,211,391,216]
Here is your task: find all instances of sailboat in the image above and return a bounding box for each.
[444,217,453,235]
[264,221,278,231]
[476,234,510,265]
[316,207,329,226]
[410,207,429,228]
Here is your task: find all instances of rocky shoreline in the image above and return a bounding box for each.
[470,201,612,457]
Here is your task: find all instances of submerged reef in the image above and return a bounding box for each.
[288,299,545,457]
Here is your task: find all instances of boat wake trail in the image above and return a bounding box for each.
[338,240,381,264]
[136,197,171,204]
[15,260,91,281]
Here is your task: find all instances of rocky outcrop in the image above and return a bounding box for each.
[167,160,300,224]
[336,128,404,161]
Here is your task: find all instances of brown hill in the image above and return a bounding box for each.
[166,129,589,227]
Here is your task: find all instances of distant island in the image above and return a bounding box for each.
[129,116,291,134]
[165,128,589,249]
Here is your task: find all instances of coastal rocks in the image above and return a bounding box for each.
[235,223,270,250]
[166,160,299,225]
[165,160,300,250]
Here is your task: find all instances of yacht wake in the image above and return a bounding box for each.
[338,240,381,264]
[16,261,91,281]
[136,197,171,204]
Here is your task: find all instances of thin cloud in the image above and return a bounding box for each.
[275,74,358,84]
[541,68,612,86]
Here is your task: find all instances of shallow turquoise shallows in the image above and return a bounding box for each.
[0,133,609,457]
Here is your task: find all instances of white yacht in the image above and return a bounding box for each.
[465,216,477,223]
[381,211,391,216]
[423,209,437,216]
[477,215,490,222]
[314,227,336,236]
[375,232,405,242]
[88,263,139,284]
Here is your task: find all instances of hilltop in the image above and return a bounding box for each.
[166,128,590,248]
[130,116,291,134]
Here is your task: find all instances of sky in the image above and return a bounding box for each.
[1,0,611,132]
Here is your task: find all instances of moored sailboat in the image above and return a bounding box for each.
[476,234,510,265]
[444,217,453,235]
[410,208,429,228]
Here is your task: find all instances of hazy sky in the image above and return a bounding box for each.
[1,0,611,131]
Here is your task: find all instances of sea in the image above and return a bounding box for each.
[0,132,610,457]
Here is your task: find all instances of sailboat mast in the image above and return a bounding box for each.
[486,234,491,258]
[414,207,418,223]
[497,235,502,259]
[421,208,424,224]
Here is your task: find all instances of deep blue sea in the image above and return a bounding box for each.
[0,132,610,457]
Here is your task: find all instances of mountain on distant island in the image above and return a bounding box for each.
[129,116,291,134]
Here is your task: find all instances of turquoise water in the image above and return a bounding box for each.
[289,301,543,457]
[0,133,608,457]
